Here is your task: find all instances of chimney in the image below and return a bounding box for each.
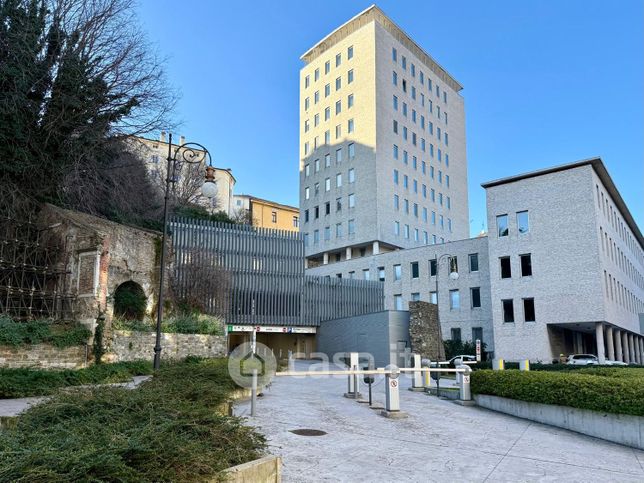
[160,131,166,142]
[179,135,186,145]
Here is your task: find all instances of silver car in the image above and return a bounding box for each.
[566,354,599,365]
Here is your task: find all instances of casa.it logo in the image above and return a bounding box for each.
[228,342,277,388]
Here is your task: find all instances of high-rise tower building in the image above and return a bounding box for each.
[299,5,468,267]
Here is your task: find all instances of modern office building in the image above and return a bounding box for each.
[306,236,494,355]
[299,5,468,268]
[233,195,300,232]
[483,158,644,364]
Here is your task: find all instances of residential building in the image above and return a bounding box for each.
[130,132,236,216]
[483,158,644,363]
[299,5,468,268]
[233,195,300,232]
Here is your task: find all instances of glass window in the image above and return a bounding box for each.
[451,328,461,341]
[471,287,481,308]
[335,100,341,114]
[314,68,319,81]
[324,107,330,120]
[348,193,355,208]
[393,95,398,110]
[335,77,341,91]
[325,178,330,191]
[394,294,403,310]
[348,219,355,234]
[523,298,536,322]
[411,292,420,302]
[520,254,532,277]
[448,256,458,274]
[348,46,353,59]
[394,221,400,235]
[304,164,310,176]
[449,290,460,309]
[394,264,402,281]
[348,168,355,183]
[502,299,514,322]
[325,84,330,97]
[500,257,512,279]
[348,69,354,84]
[517,211,529,234]
[347,94,354,108]
[469,253,479,272]
[348,143,355,159]
[336,148,342,163]
[393,71,398,85]
[497,214,509,237]
[324,226,330,240]
[392,47,397,62]
[411,261,419,279]
[378,267,385,282]
[323,155,329,168]
[336,197,342,212]
[325,60,330,74]
[430,291,437,304]
[335,223,342,237]
[336,173,342,187]
[304,187,310,199]
[429,259,437,277]
[348,119,354,133]
[363,268,370,280]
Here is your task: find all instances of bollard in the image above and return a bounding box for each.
[423,359,431,388]
[344,352,361,398]
[409,353,425,391]
[288,350,294,371]
[454,357,463,385]
[454,364,475,406]
[520,359,530,371]
[493,358,505,370]
[380,365,407,418]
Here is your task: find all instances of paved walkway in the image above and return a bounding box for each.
[235,361,644,482]
[0,375,151,418]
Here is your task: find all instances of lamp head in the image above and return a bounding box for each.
[449,271,459,281]
[201,166,218,199]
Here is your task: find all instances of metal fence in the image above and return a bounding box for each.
[170,217,383,326]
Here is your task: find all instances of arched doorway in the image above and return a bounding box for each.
[113,281,147,320]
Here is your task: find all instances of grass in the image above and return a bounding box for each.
[0,360,153,398]
[471,366,644,416]
[0,358,266,482]
[0,316,91,348]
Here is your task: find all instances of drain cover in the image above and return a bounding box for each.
[289,429,327,436]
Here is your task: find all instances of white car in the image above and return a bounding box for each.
[448,355,477,367]
[603,359,627,366]
[566,354,599,365]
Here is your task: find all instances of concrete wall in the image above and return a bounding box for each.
[107,331,226,362]
[475,394,644,450]
[0,344,88,369]
[316,310,409,367]
[222,455,282,483]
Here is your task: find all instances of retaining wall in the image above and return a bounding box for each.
[221,455,281,483]
[474,394,644,450]
[108,330,226,362]
[0,344,88,369]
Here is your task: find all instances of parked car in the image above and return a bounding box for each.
[448,355,477,367]
[566,354,599,365]
[603,359,627,366]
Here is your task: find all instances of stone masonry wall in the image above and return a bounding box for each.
[107,330,226,362]
[0,344,88,369]
[408,301,445,361]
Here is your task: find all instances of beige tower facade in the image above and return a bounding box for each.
[299,5,468,267]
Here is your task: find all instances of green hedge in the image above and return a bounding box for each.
[471,368,644,416]
[0,317,91,348]
[0,360,152,398]
[0,358,265,481]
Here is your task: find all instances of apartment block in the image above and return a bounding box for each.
[299,5,468,268]
[233,195,300,232]
[484,158,644,363]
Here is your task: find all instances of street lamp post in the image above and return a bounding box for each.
[153,133,216,370]
[434,253,459,342]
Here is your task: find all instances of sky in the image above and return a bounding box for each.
[137,0,643,236]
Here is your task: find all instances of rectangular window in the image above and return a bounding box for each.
[336,173,342,187]
[313,229,319,244]
[348,143,355,159]
[335,53,341,67]
[324,226,330,240]
[523,298,535,322]
[325,130,331,144]
[324,60,330,74]
[394,221,400,235]
[336,197,342,212]
[334,125,340,139]
[411,261,419,279]
[335,100,341,114]
[348,119,354,133]
[430,291,437,304]
[502,299,515,323]
[335,223,342,237]
[348,219,355,234]
[336,148,342,163]
[378,267,385,281]
[324,107,330,121]
[469,253,479,272]
[348,193,355,208]
[392,71,398,85]
[347,94,354,108]
[325,84,330,97]
[497,214,509,237]
[451,328,461,341]
[520,254,532,277]
[347,46,353,59]
[429,259,437,277]
[394,264,402,281]
[471,287,481,308]
[304,187,310,199]
[393,95,398,110]
[394,194,399,210]
[335,77,341,91]
[348,168,355,183]
[305,75,310,88]
[324,154,330,168]
[448,256,458,275]
[324,178,330,192]
[472,327,483,344]
[271,211,277,223]
[394,294,403,310]
[314,68,319,81]
[411,292,420,302]
[517,211,529,234]
[449,290,460,309]
[500,257,512,279]
[393,169,399,184]
[348,69,354,84]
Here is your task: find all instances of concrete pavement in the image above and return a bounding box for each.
[235,361,644,482]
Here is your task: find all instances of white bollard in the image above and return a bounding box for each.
[410,353,424,391]
[520,359,530,371]
[380,365,407,418]
[344,352,360,398]
[454,364,475,406]
[454,357,463,385]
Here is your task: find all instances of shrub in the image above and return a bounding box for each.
[471,368,644,416]
[0,360,153,398]
[113,282,148,320]
[0,359,266,481]
[0,316,91,348]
